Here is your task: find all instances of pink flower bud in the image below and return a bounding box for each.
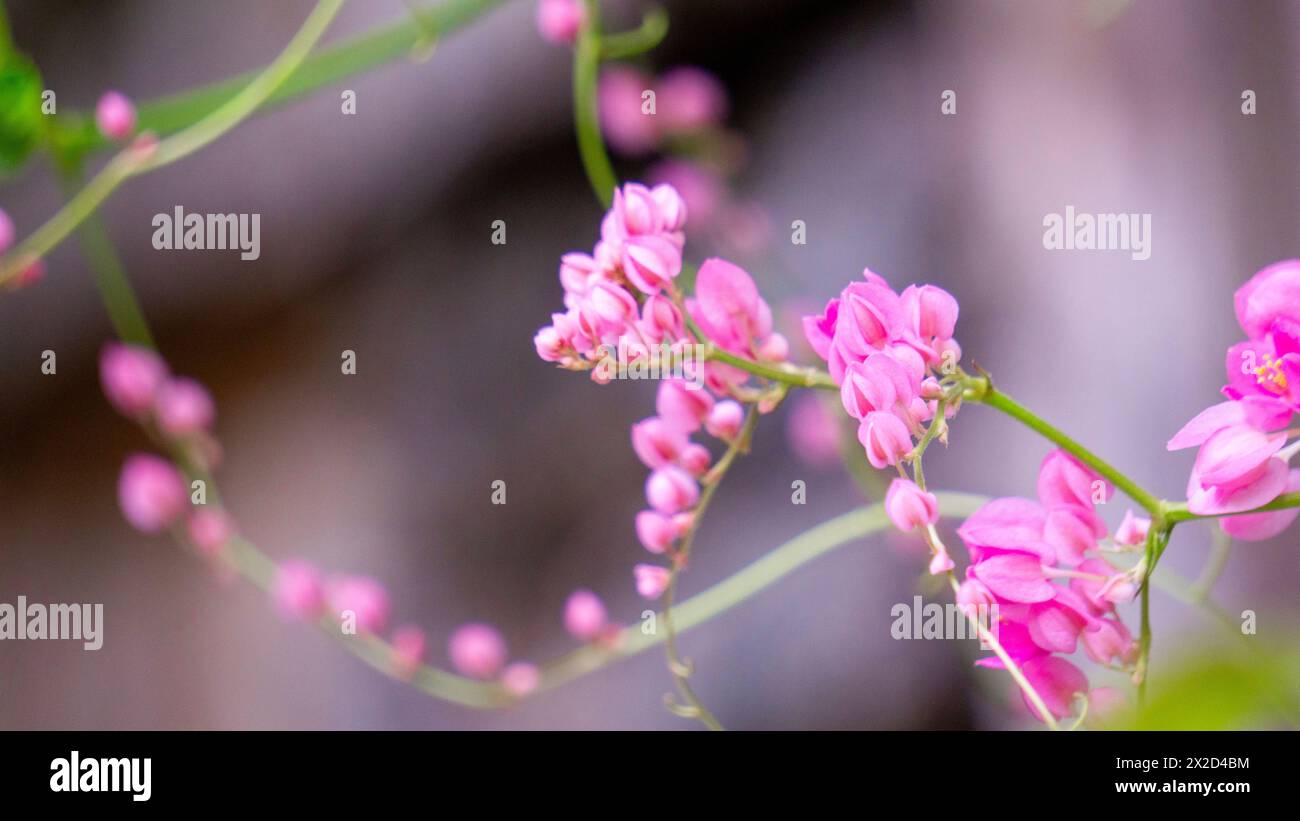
[154,377,215,436]
[563,589,608,641]
[448,623,507,680]
[272,559,325,620]
[758,332,789,362]
[1113,510,1151,546]
[906,283,959,341]
[0,208,13,253]
[639,294,684,342]
[885,478,938,532]
[678,442,711,477]
[955,578,996,619]
[645,465,699,514]
[328,575,391,634]
[622,234,683,294]
[857,410,912,469]
[631,416,689,469]
[928,549,955,575]
[534,325,567,362]
[501,662,541,697]
[634,563,671,599]
[635,509,676,553]
[656,379,714,432]
[706,400,744,440]
[100,342,168,417]
[587,280,639,332]
[95,91,137,141]
[656,67,729,134]
[535,0,585,45]
[389,625,427,680]
[117,453,187,532]
[187,507,232,556]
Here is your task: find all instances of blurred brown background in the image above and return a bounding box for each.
[1,0,1297,729]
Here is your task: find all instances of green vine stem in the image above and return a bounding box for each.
[573,0,618,207]
[1,0,346,286]
[600,5,669,60]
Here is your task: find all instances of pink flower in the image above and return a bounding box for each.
[1185,424,1288,515]
[645,465,699,514]
[857,410,911,469]
[0,208,12,253]
[689,258,774,354]
[955,578,996,619]
[968,552,1054,603]
[1219,469,1300,540]
[389,625,427,680]
[656,379,714,432]
[1020,656,1088,722]
[631,416,689,469]
[678,442,711,477]
[1081,618,1137,666]
[448,623,507,680]
[639,293,685,342]
[100,342,168,417]
[563,589,608,641]
[635,509,677,553]
[1234,258,1300,341]
[1037,449,1112,509]
[1114,510,1150,546]
[833,276,903,360]
[785,393,841,470]
[117,453,187,532]
[95,91,137,141]
[706,400,744,441]
[272,560,325,620]
[634,563,671,599]
[187,507,233,556]
[535,0,584,46]
[655,67,728,134]
[598,66,659,155]
[1167,399,1291,451]
[501,662,541,696]
[840,353,914,420]
[328,575,391,634]
[885,478,938,532]
[154,377,215,436]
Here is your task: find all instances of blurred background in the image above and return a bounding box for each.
[1,0,1298,729]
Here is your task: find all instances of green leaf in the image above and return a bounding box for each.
[0,50,45,172]
[1126,643,1300,730]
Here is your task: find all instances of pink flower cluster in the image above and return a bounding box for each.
[802,269,961,468]
[955,450,1136,723]
[534,182,689,379]
[536,182,791,599]
[1168,260,1300,540]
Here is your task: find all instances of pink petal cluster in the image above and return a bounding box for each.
[100,342,218,440]
[955,449,1135,723]
[803,270,962,467]
[534,182,691,379]
[598,65,728,156]
[534,0,584,46]
[1168,260,1300,539]
[117,453,188,533]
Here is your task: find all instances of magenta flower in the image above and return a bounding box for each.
[187,507,233,556]
[633,563,671,599]
[1184,424,1288,515]
[656,379,714,432]
[1219,469,1300,540]
[535,0,584,46]
[705,399,744,441]
[95,91,137,141]
[328,575,391,634]
[688,258,776,357]
[563,589,608,642]
[271,560,325,621]
[1019,656,1088,721]
[857,410,911,469]
[645,465,699,514]
[1233,258,1300,341]
[655,67,729,134]
[117,453,187,533]
[635,510,677,554]
[389,625,427,680]
[448,623,507,680]
[100,342,169,417]
[631,416,690,469]
[885,478,938,533]
[154,377,216,436]
[501,662,541,697]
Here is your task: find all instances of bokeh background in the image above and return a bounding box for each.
[1,0,1297,729]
